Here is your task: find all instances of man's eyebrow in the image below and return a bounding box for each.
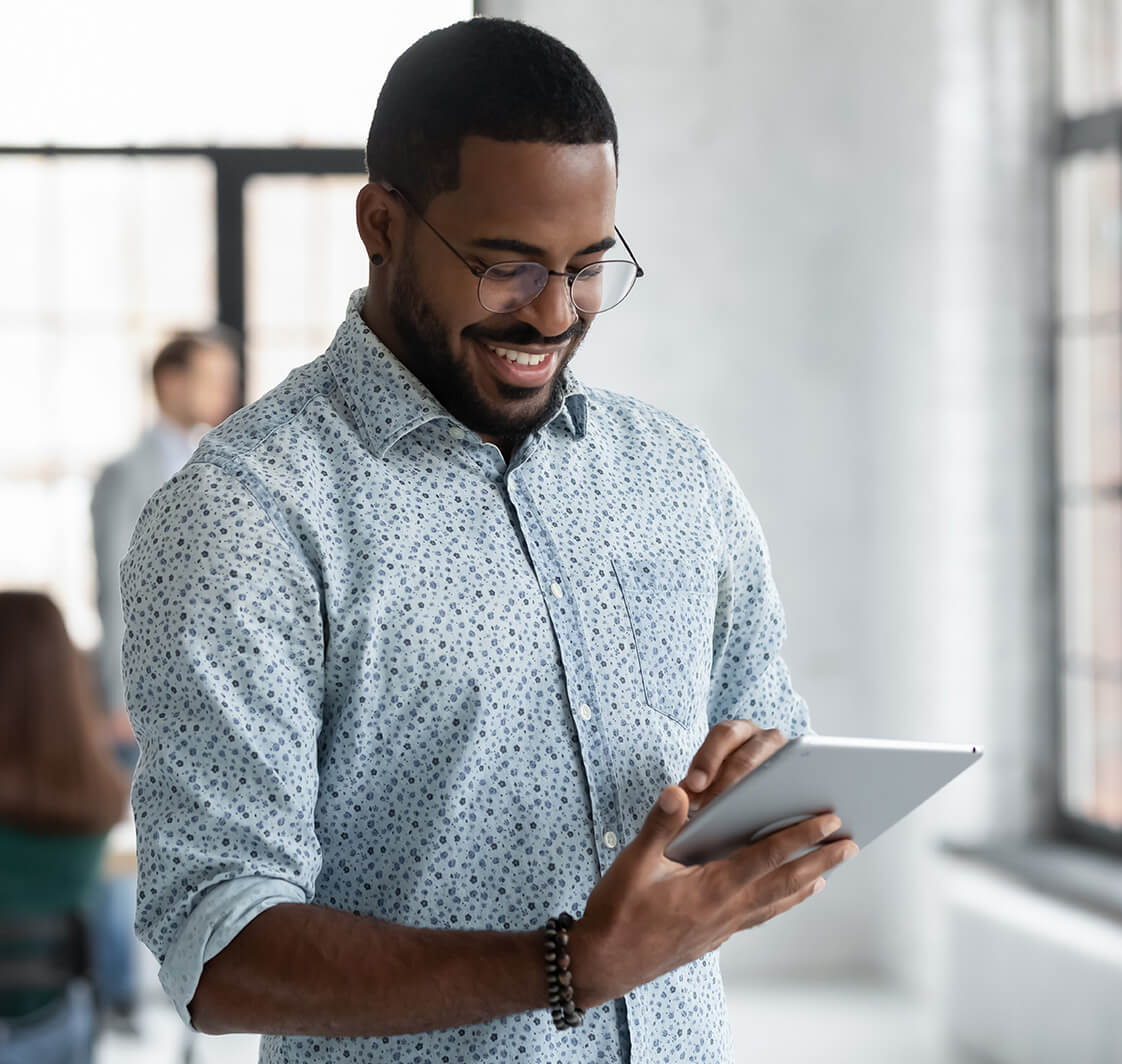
[469,234,618,257]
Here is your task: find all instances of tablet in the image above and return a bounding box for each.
[663,735,983,866]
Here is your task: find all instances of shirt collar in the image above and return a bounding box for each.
[326,288,588,458]
[150,416,201,477]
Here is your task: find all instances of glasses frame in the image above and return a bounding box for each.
[383,184,645,316]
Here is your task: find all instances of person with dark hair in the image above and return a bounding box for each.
[0,592,129,1063]
[93,328,240,733]
[88,327,238,1034]
[122,17,857,1062]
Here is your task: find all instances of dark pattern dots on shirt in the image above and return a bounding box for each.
[121,288,810,1063]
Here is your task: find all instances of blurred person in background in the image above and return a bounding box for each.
[88,328,239,1034]
[0,591,129,1064]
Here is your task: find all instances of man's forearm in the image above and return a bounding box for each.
[189,903,547,1037]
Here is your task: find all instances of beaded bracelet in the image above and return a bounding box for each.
[544,913,584,1030]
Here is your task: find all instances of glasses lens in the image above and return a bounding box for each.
[571,261,639,314]
[479,262,549,314]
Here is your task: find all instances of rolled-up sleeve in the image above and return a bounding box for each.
[694,431,813,738]
[121,459,325,1024]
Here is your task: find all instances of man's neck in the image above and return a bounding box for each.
[156,411,195,434]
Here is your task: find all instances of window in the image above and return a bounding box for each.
[1056,0,1122,848]
[0,1,470,650]
[0,154,217,645]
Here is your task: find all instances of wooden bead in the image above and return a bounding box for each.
[545,914,582,1032]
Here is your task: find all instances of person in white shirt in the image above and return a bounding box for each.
[88,329,239,1032]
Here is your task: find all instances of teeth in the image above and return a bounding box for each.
[485,344,548,367]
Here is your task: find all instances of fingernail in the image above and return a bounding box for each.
[823,816,842,836]
[842,843,859,861]
[659,788,678,813]
[684,769,706,791]
[812,878,826,894]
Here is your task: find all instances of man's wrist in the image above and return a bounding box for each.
[565,917,614,1011]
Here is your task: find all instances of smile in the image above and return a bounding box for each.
[470,339,563,389]
[477,347,561,372]
[481,343,554,367]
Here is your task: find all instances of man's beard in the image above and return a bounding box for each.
[388,247,586,448]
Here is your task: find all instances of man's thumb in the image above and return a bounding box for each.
[640,785,689,850]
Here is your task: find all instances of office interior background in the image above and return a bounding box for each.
[1,0,1119,1061]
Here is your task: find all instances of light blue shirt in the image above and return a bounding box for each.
[121,288,810,1063]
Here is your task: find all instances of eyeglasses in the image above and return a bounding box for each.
[384,185,644,316]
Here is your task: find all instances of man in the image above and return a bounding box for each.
[121,18,856,1063]
[90,329,238,1030]
[93,330,240,734]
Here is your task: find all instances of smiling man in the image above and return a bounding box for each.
[364,136,620,454]
[120,17,856,1064]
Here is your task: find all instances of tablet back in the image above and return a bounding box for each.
[664,735,983,866]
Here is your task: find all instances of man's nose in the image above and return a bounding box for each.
[519,274,578,340]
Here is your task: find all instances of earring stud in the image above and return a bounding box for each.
[370,253,384,266]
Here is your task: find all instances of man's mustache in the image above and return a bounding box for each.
[464,320,587,348]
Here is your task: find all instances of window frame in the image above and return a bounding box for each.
[0,144,368,401]
[1054,110,1122,857]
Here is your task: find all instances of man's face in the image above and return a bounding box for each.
[186,344,240,427]
[384,137,617,445]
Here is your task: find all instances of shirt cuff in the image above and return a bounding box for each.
[158,875,308,1027]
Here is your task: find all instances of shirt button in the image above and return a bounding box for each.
[448,425,465,440]
[578,703,592,721]
[550,582,562,598]
[603,831,618,849]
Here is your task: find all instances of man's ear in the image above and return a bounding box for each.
[356,181,402,266]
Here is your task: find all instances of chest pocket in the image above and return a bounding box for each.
[611,556,717,729]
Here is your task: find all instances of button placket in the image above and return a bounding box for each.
[507,473,626,879]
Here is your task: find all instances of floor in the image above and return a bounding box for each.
[95,953,983,1064]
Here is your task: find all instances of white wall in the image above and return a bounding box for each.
[479,0,1055,991]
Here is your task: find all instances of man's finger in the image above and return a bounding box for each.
[697,728,787,807]
[635,785,690,861]
[729,812,843,881]
[679,719,760,793]
[737,872,828,933]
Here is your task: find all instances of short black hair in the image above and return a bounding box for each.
[366,17,618,210]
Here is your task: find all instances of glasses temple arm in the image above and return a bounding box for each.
[614,227,645,278]
[381,182,485,278]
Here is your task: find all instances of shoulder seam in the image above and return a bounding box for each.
[182,457,320,585]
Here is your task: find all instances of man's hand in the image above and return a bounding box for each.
[679,719,788,815]
[569,785,857,1009]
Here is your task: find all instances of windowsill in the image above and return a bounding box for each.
[941,838,1122,926]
